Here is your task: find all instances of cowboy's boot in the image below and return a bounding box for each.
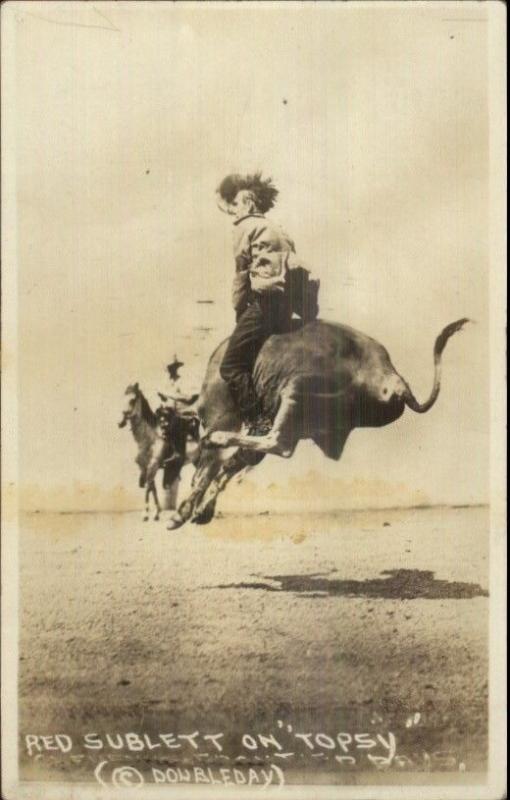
[228,374,273,436]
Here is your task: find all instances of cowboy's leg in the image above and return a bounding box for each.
[219,302,268,422]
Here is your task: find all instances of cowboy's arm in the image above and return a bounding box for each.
[231,263,251,320]
[231,223,253,318]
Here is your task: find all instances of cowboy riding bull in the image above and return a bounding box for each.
[164,172,469,528]
[164,314,468,529]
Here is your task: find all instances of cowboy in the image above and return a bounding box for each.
[161,356,198,413]
[216,172,314,433]
[157,357,200,442]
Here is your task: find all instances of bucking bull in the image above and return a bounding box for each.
[165,316,469,529]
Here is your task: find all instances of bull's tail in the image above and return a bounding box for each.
[403,318,470,414]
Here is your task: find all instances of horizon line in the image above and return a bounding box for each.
[21,502,489,516]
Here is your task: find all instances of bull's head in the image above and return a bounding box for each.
[118,383,140,428]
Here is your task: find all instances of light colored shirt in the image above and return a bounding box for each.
[231,214,296,313]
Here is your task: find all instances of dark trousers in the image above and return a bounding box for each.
[220,294,291,419]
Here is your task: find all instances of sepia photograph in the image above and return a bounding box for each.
[1,2,506,798]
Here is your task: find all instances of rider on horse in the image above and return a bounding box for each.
[216,172,317,433]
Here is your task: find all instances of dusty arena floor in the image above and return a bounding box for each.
[18,505,489,786]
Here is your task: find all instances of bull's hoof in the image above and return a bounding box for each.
[166,512,185,530]
[192,504,215,525]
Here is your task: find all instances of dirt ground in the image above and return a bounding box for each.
[18,505,489,786]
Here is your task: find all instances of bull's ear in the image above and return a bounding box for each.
[133,382,139,391]
[158,392,168,401]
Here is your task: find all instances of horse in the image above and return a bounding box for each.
[118,383,198,520]
[165,317,469,529]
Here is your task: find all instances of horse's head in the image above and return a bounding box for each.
[118,383,141,428]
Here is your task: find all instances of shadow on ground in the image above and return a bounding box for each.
[212,569,489,600]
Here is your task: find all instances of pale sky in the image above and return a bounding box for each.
[7,2,491,511]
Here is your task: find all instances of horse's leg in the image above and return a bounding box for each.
[143,485,150,521]
[161,454,183,511]
[153,484,161,520]
[146,454,165,521]
[151,480,161,521]
[207,384,301,458]
[163,454,184,489]
[164,477,180,510]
